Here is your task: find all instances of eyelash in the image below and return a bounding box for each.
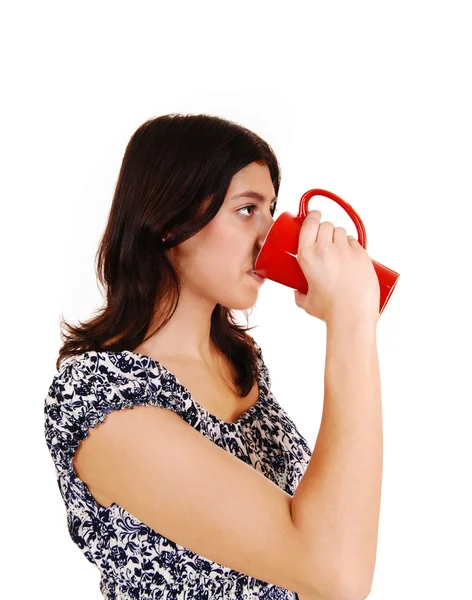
[238,203,278,218]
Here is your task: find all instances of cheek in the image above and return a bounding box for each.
[208,244,240,277]
[197,239,244,285]
[203,222,242,263]
[185,218,247,281]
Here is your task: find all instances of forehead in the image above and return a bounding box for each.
[226,162,275,199]
[196,163,275,217]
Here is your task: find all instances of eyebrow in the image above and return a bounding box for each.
[230,191,278,204]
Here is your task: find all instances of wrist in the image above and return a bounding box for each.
[325,313,378,336]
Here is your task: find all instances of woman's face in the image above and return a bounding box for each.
[169,161,278,309]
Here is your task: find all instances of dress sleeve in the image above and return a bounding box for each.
[44,351,179,481]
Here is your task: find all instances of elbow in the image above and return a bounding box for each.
[329,554,376,600]
[327,577,373,600]
[308,576,372,600]
[305,554,375,600]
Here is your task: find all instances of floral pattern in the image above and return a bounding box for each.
[44,338,312,599]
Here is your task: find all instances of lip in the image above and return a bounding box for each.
[247,270,266,283]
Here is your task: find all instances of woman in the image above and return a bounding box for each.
[44,113,382,599]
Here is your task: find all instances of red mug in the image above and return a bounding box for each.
[253,189,400,317]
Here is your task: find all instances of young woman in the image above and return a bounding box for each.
[44,113,382,599]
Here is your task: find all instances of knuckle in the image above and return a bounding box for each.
[317,242,331,254]
[297,247,310,262]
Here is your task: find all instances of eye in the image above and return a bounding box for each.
[238,204,257,217]
[238,204,278,217]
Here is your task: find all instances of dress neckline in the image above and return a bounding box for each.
[94,349,266,427]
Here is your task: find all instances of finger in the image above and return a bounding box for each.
[333,226,349,245]
[316,221,335,246]
[347,235,361,249]
[298,210,322,254]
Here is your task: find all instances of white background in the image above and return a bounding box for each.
[1,1,471,598]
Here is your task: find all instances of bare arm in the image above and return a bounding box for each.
[72,317,381,600]
[291,318,382,600]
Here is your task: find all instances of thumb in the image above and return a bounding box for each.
[298,209,322,254]
[294,289,305,308]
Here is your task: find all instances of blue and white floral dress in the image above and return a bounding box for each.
[44,338,312,599]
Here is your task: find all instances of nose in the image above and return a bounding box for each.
[261,213,275,241]
[253,216,274,264]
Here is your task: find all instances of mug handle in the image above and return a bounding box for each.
[297,189,367,249]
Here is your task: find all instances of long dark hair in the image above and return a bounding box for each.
[56,113,281,397]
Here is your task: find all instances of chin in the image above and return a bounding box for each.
[220,293,258,312]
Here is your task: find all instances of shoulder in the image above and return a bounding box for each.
[48,350,165,401]
[44,351,175,475]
